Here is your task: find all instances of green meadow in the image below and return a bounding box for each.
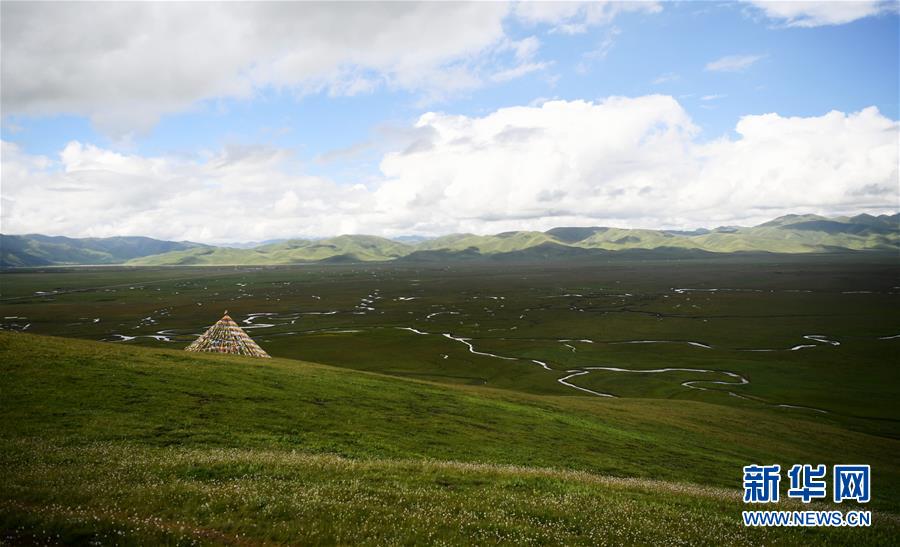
[1,252,899,543]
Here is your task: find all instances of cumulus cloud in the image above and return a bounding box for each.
[743,0,897,27]
[705,54,765,72]
[1,139,374,243]
[1,2,654,138]
[1,2,518,137]
[3,98,896,241]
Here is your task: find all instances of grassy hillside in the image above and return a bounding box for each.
[128,213,898,265]
[125,245,282,266]
[129,235,413,265]
[256,235,413,262]
[1,332,898,544]
[4,213,897,267]
[414,231,559,254]
[0,234,198,267]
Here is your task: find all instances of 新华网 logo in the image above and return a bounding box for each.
[741,464,871,527]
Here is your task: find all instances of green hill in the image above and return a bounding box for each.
[255,235,413,262]
[128,235,413,265]
[0,234,199,267]
[1,332,898,544]
[544,226,605,243]
[404,214,899,259]
[413,231,558,254]
[3,213,898,267]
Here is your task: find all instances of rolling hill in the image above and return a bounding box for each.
[0,234,199,268]
[124,235,414,265]
[2,213,897,267]
[129,212,900,264]
[2,331,898,544]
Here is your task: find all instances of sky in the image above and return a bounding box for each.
[1,1,898,244]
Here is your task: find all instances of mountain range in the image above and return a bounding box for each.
[2,213,897,267]
[0,234,200,268]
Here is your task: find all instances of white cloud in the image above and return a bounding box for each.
[705,54,765,72]
[653,72,680,85]
[491,62,552,83]
[0,2,661,138]
[744,1,897,27]
[515,1,662,34]
[0,2,513,138]
[511,36,541,61]
[1,140,370,243]
[3,98,896,241]
[701,94,726,101]
[581,26,622,64]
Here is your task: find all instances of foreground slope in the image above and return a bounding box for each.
[2,332,898,544]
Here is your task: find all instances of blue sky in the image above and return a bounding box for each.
[1,1,898,242]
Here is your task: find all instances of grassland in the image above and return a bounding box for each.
[1,253,898,543]
[2,332,899,544]
[2,254,897,428]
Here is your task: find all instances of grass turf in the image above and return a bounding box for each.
[1,332,899,544]
[2,254,898,543]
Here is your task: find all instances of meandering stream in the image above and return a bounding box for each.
[393,326,830,413]
[83,299,863,416]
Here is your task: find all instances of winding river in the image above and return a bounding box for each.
[393,326,830,413]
